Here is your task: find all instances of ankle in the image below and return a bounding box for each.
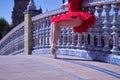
[51,44,57,49]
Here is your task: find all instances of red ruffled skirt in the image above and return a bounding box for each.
[50,11,96,33]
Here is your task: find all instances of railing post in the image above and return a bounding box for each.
[24,11,34,55]
[23,0,38,55]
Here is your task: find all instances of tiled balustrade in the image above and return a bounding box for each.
[0,0,120,65]
[0,22,24,55]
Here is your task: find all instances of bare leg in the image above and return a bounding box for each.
[50,20,82,58]
[50,22,60,58]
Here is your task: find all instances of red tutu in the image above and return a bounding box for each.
[50,0,96,33]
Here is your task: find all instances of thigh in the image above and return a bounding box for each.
[58,20,83,28]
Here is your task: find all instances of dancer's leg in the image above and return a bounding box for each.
[59,20,83,28]
[50,22,60,58]
[50,20,82,58]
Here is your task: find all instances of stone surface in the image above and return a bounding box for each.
[0,54,120,80]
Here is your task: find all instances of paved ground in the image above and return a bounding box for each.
[0,54,120,80]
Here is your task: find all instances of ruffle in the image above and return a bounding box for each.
[50,11,96,33]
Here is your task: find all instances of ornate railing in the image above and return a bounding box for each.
[0,22,24,55]
[32,0,120,55]
[0,0,120,57]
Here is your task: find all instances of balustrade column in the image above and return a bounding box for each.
[24,8,39,55]
[58,34,62,48]
[71,30,77,49]
[42,19,46,48]
[24,0,40,55]
[36,21,40,49]
[82,33,88,49]
[44,18,48,48]
[19,28,24,53]
[24,11,34,55]
[46,18,50,48]
[111,2,120,54]
[38,19,42,48]
[102,4,111,52]
[15,31,19,54]
[66,28,72,49]
[40,19,44,48]
[20,28,24,53]
[77,33,82,49]
[47,18,51,48]
[33,21,38,49]
[61,28,67,48]
[95,5,103,50]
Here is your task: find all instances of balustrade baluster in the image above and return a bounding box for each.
[43,19,46,48]
[17,30,20,53]
[102,3,111,52]
[61,28,67,48]
[48,17,51,48]
[16,30,19,54]
[66,28,72,49]
[58,34,62,48]
[20,29,22,53]
[20,28,24,53]
[36,20,40,49]
[39,19,42,48]
[33,21,36,49]
[82,33,88,49]
[47,18,51,48]
[41,19,44,48]
[21,28,24,53]
[13,32,16,54]
[46,18,50,48]
[58,28,63,49]
[8,37,11,53]
[111,2,120,54]
[95,4,104,50]
[44,18,48,48]
[77,33,82,49]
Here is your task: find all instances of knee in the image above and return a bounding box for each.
[51,22,60,30]
[52,22,59,27]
